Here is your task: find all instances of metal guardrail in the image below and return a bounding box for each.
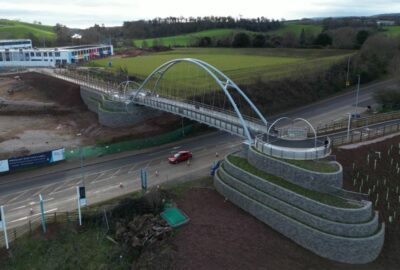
[317,111,400,135]
[45,69,400,146]
[254,135,331,160]
[135,96,247,137]
[331,122,400,146]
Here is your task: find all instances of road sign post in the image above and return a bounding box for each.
[76,186,87,226]
[39,194,46,233]
[0,206,9,249]
[140,168,148,192]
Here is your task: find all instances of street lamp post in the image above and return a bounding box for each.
[346,56,351,87]
[76,133,84,186]
[347,113,351,141]
[355,74,361,114]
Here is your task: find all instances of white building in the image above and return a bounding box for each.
[0,39,32,50]
[376,20,396,26]
[0,40,113,68]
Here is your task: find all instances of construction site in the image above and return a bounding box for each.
[0,72,181,159]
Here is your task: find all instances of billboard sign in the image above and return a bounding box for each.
[51,149,65,163]
[7,148,65,171]
[0,160,9,173]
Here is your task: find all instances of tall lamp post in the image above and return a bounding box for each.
[355,74,361,115]
[76,133,85,186]
[346,56,351,87]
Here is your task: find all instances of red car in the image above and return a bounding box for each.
[168,150,193,164]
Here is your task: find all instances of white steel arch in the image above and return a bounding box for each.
[132,58,268,143]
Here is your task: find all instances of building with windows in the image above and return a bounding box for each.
[0,39,32,50]
[0,40,113,68]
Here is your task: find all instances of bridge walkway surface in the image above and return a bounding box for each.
[37,69,269,139]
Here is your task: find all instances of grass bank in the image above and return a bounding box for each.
[88,47,354,91]
[227,155,356,208]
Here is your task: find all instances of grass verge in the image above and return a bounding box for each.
[273,156,339,173]
[0,224,132,270]
[227,155,357,208]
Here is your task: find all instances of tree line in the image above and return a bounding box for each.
[122,16,281,39]
[47,16,399,50]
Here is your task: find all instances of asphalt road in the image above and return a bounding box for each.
[0,131,242,228]
[0,77,398,231]
[273,78,398,126]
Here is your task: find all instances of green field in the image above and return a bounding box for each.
[88,48,354,92]
[133,28,257,47]
[383,26,400,37]
[268,23,323,37]
[0,19,56,41]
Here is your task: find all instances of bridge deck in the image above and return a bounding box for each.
[39,69,269,140]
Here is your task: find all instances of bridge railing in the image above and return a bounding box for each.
[331,121,400,146]
[317,111,400,135]
[53,68,269,130]
[254,135,331,160]
[134,93,268,133]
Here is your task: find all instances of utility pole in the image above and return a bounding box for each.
[346,56,351,87]
[347,113,351,141]
[355,74,361,114]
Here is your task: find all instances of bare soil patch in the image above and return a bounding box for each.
[0,73,181,159]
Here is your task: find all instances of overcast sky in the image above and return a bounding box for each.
[0,0,399,28]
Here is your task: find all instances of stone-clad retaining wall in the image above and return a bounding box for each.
[247,146,343,193]
[223,158,372,223]
[80,88,100,113]
[214,173,385,264]
[218,166,379,237]
[80,86,160,128]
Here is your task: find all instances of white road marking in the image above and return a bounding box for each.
[6,190,31,203]
[49,185,76,195]
[9,208,58,224]
[92,172,105,182]
[91,176,114,184]
[9,205,27,211]
[31,185,57,198]
[109,168,121,178]
[91,184,120,194]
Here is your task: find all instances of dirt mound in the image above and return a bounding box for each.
[115,47,171,58]
[115,48,146,58]
[17,72,85,108]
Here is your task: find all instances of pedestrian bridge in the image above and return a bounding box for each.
[41,58,270,143]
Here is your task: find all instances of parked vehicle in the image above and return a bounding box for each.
[168,150,192,164]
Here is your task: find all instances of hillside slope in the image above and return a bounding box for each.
[133,29,260,47]
[0,19,56,41]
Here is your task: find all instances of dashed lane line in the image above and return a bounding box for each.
[6,190,32,204]
[8,208,58,224]
[49,185,76,195]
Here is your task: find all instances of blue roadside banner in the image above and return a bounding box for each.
[4,148,65,172]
